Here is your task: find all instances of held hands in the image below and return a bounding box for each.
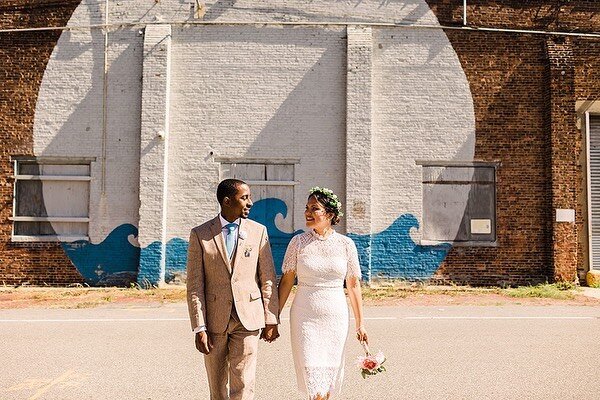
[260,324,280,343]
[356,325,368,345]
[195,331,213,354]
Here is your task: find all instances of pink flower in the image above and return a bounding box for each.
[357,355,381,371]
[356,351,387,378]
[363,358,378,371]
[355,355,367,368]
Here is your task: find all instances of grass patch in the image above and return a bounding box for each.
[361,287,409,300]
[2,282,590,309]
[503,284,575,300]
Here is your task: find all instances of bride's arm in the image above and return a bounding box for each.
[346,276,367,343]
[278,271,296,313]
[278,235,299,313]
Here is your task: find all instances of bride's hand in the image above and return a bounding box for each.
[356,326,368,344]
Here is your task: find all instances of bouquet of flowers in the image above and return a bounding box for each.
[356,342,386,378]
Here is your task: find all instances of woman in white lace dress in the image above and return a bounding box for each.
[278,187,367,400]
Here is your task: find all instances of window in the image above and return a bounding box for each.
[418,161,497,245]
[11,157,92,242]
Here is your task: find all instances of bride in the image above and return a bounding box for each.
[278,187,368,400]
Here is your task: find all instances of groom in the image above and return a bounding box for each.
[186,178,280,400]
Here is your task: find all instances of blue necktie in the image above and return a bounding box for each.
[225,223,237,260]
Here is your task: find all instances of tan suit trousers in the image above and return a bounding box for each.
[204,311,260,400]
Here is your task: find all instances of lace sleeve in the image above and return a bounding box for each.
[345,237,362,280]
[281,234,299,274]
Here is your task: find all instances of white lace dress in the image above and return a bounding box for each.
[282,230,362,399]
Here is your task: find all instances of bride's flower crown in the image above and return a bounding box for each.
[309,186,344,217]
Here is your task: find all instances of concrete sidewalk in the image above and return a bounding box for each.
[581,286,600,299]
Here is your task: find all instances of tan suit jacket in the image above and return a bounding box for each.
[186,216,279,333]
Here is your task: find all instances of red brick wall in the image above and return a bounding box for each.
[0,0,83,285]
[431,32,553,286]
[546,37,579,283]
[427,0,600,32]
[425,1,598,285]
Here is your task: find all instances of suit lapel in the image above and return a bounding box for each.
[210,216,232,275]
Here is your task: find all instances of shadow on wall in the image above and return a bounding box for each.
[203,0,435,25]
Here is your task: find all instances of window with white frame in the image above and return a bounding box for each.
[11,157,92,242]
[418,161,497,245]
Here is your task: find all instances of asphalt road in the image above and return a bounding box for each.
[0,304,599,400]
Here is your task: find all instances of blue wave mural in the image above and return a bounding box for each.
[138,198,302,282]
[60,198,452,285]
[138,237,189,285]
[248,197,304,274]
[348,214,451,281]
[61,224,140,286]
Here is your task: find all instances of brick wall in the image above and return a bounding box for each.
[432,32,553,285]
[1,0,598,286]
[425,0,598,285]
[427,0,600,32]
[0,0,83,285]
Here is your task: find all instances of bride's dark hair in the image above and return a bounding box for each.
[308,192,342,226]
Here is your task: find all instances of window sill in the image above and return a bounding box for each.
[11,235,89,243]
[420,239,498,247]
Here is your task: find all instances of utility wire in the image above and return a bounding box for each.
[0,20,600,39]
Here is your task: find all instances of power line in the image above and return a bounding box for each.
[0,20,599,39]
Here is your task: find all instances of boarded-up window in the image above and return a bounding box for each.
[11,159,91,241]
[420,163,497,244]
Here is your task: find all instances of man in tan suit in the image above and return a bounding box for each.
[187,178,280,400]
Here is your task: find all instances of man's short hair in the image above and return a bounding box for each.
[217,179,246,205]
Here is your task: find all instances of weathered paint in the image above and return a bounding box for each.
[348,215,451,281]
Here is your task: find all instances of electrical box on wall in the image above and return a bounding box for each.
[556,209,575,223]
[471,219,492,235]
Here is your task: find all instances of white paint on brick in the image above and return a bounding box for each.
[371,27,475,235]
[138,24,172,271]
[78,0,442,25]
[167,25,347,239]
[33,2,142,243]
[32,0,474,250]
[346,26,373,236]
